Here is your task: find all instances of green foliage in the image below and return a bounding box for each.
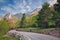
[0,36,18,40]
[37,2,57,28]
[20,13,26,28]
[17,28,59,32]
[18,2,60,28]
[16,20,21,27]
[54,0,60,13]
[54,0,60,27]
[24,14,38,27]
[30,15,38,27]
[37,3,49,28]
[0,19,9,36]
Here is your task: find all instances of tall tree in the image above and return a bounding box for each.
[37,3,54,28]
[54,0,60,13]
[54,0,60,27]
[20,13,26,28]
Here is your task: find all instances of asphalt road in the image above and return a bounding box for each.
[8,30,60,40]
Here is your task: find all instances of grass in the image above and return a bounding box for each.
[17,28,40,31]
[17,28,60,31]
[0,36,18,40]
[0,30,20,40]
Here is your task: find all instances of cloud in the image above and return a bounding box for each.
[0,0,5,3]
[1,0,41,15]
[0,0,57,15]
[26,6,31,11]
[11,0,32,14]
[23,0,27,6]
[1,6,11,12]
[28,0,32,5]
[1,6,19,15]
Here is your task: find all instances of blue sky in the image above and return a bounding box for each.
[0,0,57,15]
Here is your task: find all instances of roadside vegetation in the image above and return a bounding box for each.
[0,0,60,39]
[16,0,60,37]
[18,0,60,28]
[17,28,60,31]
[0,36,18,40]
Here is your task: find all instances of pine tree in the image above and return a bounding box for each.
[20,13,26,28]
[54,0,60,27]
[54,0,60,13]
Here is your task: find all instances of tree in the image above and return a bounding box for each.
[54,0,60,28]
[28,15,38,27]
[54,0,60,13]
[20,13,26,28]
[37,3,55,28]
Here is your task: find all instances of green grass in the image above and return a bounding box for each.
[0,32,20,40]
[0,36,18,40]
[18,28,40,30]
[17,28,60,31]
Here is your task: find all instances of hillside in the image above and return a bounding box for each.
[13,8,40,18]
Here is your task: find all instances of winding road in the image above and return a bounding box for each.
[8,30,60,40]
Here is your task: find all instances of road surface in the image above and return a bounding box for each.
[8,30,60,40]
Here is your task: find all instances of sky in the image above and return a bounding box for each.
[0,0,57,15]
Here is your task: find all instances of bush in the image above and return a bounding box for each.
[0,19,9,36]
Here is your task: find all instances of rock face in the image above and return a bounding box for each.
[31,8,40,16]
[4,13,12,21]
[4,12,16,28]
[4,12,13,23]
[50,5,54,11]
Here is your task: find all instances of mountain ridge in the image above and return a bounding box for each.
[13,8,41,18]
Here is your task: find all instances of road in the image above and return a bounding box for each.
[8,30,60,40]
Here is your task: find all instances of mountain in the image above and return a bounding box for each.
[0,15,3,18]
[0,14,5,20]
[4,13,12,21]
[30,8,40,16]
[13,13,31,18]
[13,8,41,18]
[0,8,40,19]
[13,13,22,18]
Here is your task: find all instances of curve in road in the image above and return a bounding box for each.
[8,30,60,40]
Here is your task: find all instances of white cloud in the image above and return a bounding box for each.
[26,6,31,11]
[21,9,26,13]
[26,6,30,8]
[1,6,19,15]
[1,0,57,15]
[12,0,27,11]
[23,0,27,6]
[1,0,40,15]
[8,0,31,14]
[0,0,5,2]
[28,0,32,5]
[1,6,12,12]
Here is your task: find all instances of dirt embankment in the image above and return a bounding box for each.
[31,30,60,38]
[17,29,60,38]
